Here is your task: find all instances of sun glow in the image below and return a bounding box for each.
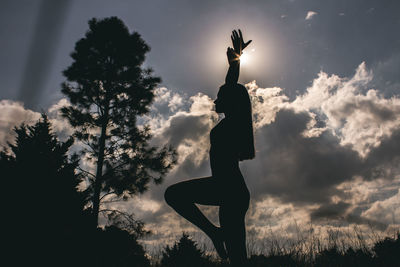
[240,51,250,65]
[240,49,255,65]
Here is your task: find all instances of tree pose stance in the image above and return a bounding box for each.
[164,30,254,266]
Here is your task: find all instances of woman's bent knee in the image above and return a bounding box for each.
[164,184,180,207]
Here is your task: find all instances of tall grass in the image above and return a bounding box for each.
[147,225,399,266]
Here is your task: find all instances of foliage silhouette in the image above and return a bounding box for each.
[314,246,372,267]
[372,232,400,266]
[61,16,176,227]
[160,233,213,267]
[0,114,86,264]
[92,225,151,267]
[154,230,399,267]
[1,115,153,266]
[244,231,400,267]
[248,254,297,267]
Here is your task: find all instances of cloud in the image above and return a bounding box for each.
[246,80,289,129]
[149,92,218,168]
[292,62,400,157]
[47,98,74,141]
[305,11,318,20]
[135,62,400,240]
[362,188,400,226]
[150,87,185,116]
[0,98,73,148]
[310,201,350,220]
[242,108,363,205]
[2,62,399,249]
[0,100,41,147]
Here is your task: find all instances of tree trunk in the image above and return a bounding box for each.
[92,105,109,227]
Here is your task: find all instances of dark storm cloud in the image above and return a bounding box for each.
[362,128,400,181]
[243,102,400,205]
[137,93,218,206]
[310,201,350,220]
[311,204,388,230]
[243,103,399,230]
[345,214,388,231]
[162,113,212,147]
[18,0,70,109]
[242,108,363,205]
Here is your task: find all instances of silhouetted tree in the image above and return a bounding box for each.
[160,233,212,267]
[93,225,150,267]
[60,17,176,227]
[0,114,86,264]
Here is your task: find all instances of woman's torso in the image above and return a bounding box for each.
[210,119,241,176]
[210,118,250,201]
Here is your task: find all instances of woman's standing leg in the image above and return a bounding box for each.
[219,191,250,266]
[164,177,227,258]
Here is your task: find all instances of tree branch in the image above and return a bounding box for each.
[100,190,117,201]
[77,166,95,178]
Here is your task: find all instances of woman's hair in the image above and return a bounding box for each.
[219,83,255,161]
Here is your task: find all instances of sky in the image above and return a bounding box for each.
[1,0,400,254]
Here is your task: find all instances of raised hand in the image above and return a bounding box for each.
[227,47,239,65]
[225,29,251,84]
[231,29,252,55]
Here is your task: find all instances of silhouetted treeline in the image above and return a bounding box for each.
[1,114,84,264]
[1,115,150,266]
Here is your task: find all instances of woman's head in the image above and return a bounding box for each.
[214,84,245,115]
[214,83,255,160]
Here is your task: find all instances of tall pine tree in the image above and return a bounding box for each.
[61,17,176,227]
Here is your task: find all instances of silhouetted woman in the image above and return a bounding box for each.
[164,30,254,266]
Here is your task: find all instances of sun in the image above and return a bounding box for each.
[240,51,250,65]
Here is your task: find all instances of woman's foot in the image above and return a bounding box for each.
[210,227,228,259]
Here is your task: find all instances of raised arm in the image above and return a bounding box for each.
[225,47,240,85]
[225,29,252,85]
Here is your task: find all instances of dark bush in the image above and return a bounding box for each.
[160,233,213,267]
